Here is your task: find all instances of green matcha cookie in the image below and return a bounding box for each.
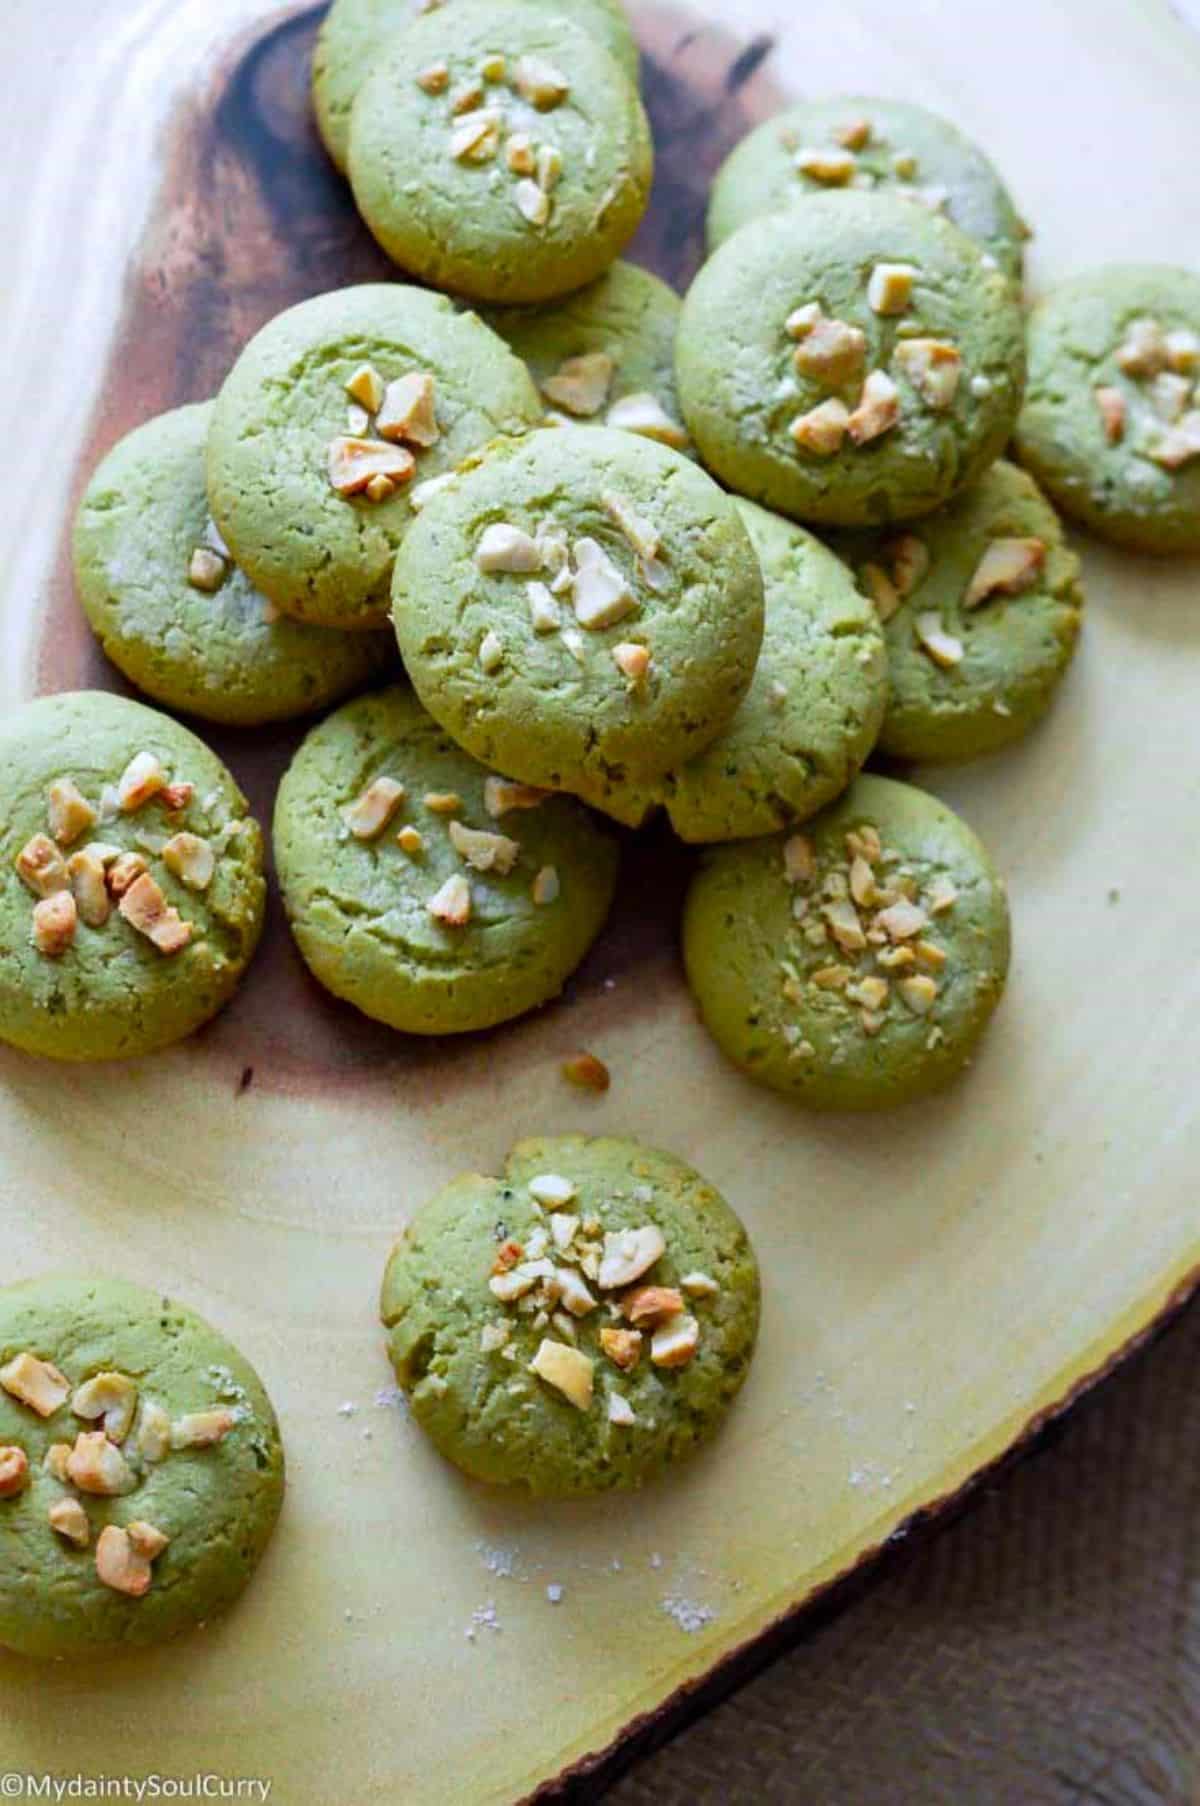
[683,775,1011,1111]
[483,260,690,452]
[314,0,639,174]
[676,193,1026,528]
[708,97,1025,281]
[0,692,265,1064]
[207,284,542,631]
[607,500,887,837]
[391,428,765,816]
[0,1274,284,1659]
[73,404,395,727]
[834,462,1084,764]
[1015,266,1200,554]
[347,0,653,304]
[380,1134,760,1496]
[274,686,618,1035]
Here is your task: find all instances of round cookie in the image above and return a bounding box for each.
[0,692,266,1064]
[607,500,888,836]
[0,1273,284,1659]
[313,0,639,174]
[390,428,765,816]
[1014,266,1200,554]
[683,774,1011,1111]
[380,1134,760,1496]
[347,0,653,305]
[483,260,691,453]
[274,686,619,1035]
[207,284,542,631]
[73,404,395,727]
[676,193,1027,529]
[834,462,1084,764]
[707,97,1025,282]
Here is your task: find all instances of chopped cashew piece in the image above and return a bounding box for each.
[793,315,867,385]
[49,1497,90,1545]
[680,1272,720,1298]
[528,1173,576,1207]
[513,55,569,109]
[557,1268,598,1318]
[612,642,650,685]
[884,533,931,597]
[188,546,227,593]
[899,974,939,1014]
[598,1225,666,1291]
[344,777,407,841]
[158,780,194,813]
[66,1432,136,1497]
[449,80,484,115]
[0,1446,29,1498]
[1165,329,1200,374]
[106,852,148,898]
[48,778,97,848]
[427,872,472,926]
[476,523,542,573]
[867,262,916,315]
[345,364,386,411]
[95,1525,155,1598]
[15,834,69,899]
[397,826,424,857]
[162,832,216,892]
[876,898,929,941]
[367,477,395,505]
[964,538,1045,609]
[171,1409,236,1450]
[526,579,562,633]
[847,370,902,445]
[823,897,867,953]
[795,145,856,184]
[925,875,959,914]
[783,834,815,883]
[117,752,167,813]
[785,302,822,339]
[506,131,535,174]
[480,1321,511,1354]
[137,1403,172,1464]
[376,372,440,447]
[836,116,872,149]
[623,1286,684,1329]
[44,1443,73,1482]
[562,1051,610,1092]
[328,437,415,498]
[514,178,552,228]
[599,1326,642,1371]
[484,776,548,818]
[531,866,560,905]
[536,144,563,194]
[416,58,449,93]
[1149,372,1192,424]
[549,1212,577,1251]
[449,109,501,164]
[72,1372,138,1444]
[127,1520,170,1560]
[894,339,962,411]
[1,1353,70,1418]
[423,791,462,815]
[862,562,901,621]
[1115,317,1168,378]
[650,1313,700,1369]
[118,873,192,956]
[601,491,660,561]
[449,819,520,875]
[791,398,850,457]
[571,537,635,629]
[68,850,111,928]
[478,629,505,673]
[540,352,614,417]
[607,1392,636,1426]
[914,612,964,669]
[33,892,77,957]
[346,402,370,435]
[604,392,690,448]
[529,1338,593,1410]
[1150,412,1200,469]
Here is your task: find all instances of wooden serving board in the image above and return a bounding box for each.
[2,0,1200,1798]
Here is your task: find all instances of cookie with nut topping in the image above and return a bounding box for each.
[0,1274,284,1658]
[707,96,1026,281]
[313,0,639,174]
[683,775,1011,1111]
[391,427,764,817]
[380,1134,760,1495]
[73,405,396,727]
[346,0,652,303]
[1015,265,1200,553]
[833,461,1084,764]
[0,692,265,1062]
[273,686,618,1035]
[676,192,1026,528]
[207,284,541,631]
